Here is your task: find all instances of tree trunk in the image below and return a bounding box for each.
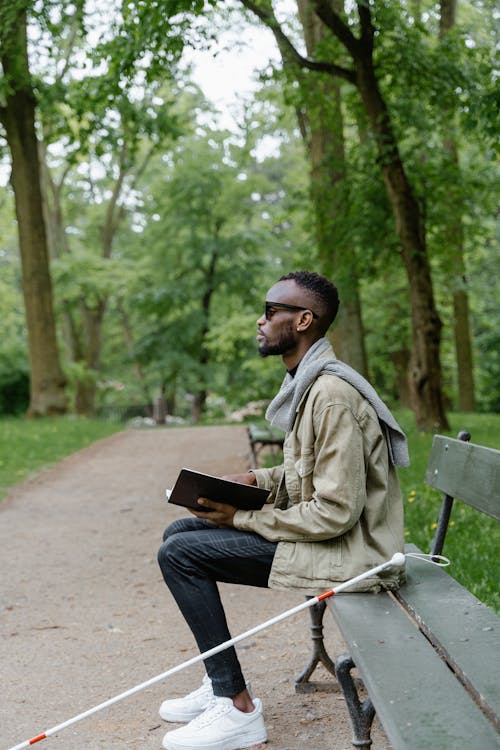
[350,20,448,430]
[440,0,476,411]
[38,140,71,260]
[42,133,131,415]
[74,302,106,415]
[191,392,206,424]
[330,288,367,373]
[192,241,219,423]
[453,281,475,411]
[390,349,412,408]
[296,0,368,376]
[39,148,102,416]
[71,146,129,415]
[0,13,67,416]
[119,302,153,406]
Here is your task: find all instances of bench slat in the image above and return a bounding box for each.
[328,591,500,749]
[425,436,500,520]
[247,424,285,444]
[395,546,500,731]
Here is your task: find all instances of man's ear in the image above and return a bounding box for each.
[296,310,315,332]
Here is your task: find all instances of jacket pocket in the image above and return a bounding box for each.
[294,451,315,478]
[276,538,343,584]
[293,452,315,506]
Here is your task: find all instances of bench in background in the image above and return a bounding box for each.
[296,431,500,748]
[247,423,284,466]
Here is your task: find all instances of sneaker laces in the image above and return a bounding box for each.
[189,697,232,728]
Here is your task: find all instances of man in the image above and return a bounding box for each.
[157,271,408,750]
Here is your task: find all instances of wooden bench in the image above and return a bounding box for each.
[296,432,500,748]
[247,423,284,466]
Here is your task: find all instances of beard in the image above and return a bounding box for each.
[258,322,296,358]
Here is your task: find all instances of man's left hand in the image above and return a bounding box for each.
[190,498,237,527]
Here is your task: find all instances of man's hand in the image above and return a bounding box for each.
[190,498,237,527]
[189,472,257,527]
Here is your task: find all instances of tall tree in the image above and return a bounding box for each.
[0,4,67,415]
[238,0,448,429]
[294,0,368,375]
[439,0,475,411]
[33,1,183,415]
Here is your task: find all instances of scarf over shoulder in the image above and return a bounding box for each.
[265,338,410,468]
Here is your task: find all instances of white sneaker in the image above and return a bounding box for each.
[160,676,254,723]
[160,675,215,722]
[162,696,267,750]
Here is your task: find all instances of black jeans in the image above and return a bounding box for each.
[158,517,277,697]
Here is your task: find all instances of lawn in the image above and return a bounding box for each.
[0,416,122,500]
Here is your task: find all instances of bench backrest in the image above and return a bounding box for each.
[425,433,500,555]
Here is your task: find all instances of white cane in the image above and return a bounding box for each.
[5,552,447,750]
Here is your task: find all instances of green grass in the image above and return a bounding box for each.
[0,416,123,500]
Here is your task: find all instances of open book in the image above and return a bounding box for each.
[166,468,269,512]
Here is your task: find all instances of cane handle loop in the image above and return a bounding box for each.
[405,552,450,567]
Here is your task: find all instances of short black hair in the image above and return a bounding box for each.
[278,271,339,334]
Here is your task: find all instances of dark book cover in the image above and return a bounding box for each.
[167,468,269,512]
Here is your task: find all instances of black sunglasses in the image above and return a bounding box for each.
[265,301,319,320]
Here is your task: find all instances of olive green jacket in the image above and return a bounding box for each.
[233,365,405,594]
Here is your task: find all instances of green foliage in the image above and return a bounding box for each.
[0,367,29,415]
[0,195,29,415]
[0,416,122,499]
[108,121,311,417]
[1,0,497,426]
[95,0,188,87]
[52,251,126,308]
[468,221,500,413]
[361,267,411,404]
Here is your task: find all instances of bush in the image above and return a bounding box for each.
[0,369,30,415]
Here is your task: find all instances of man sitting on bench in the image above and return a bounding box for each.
[157,270,409,750]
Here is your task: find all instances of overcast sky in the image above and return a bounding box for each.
[185,20,280,130]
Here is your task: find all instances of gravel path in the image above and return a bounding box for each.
[0,425,390,750]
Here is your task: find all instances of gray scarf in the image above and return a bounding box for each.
[266,338,410,467]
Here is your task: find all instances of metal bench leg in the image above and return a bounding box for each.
[335,653,375,748]
[295,599,337,693]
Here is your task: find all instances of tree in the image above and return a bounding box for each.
[236,0,449,429]
[124,130,277,420]
[31,3,183,414]
[290,0,368,375]
[108,118,310,420]
[44,94,179,414]
[438,0,475,411]
[0,3,67,415]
